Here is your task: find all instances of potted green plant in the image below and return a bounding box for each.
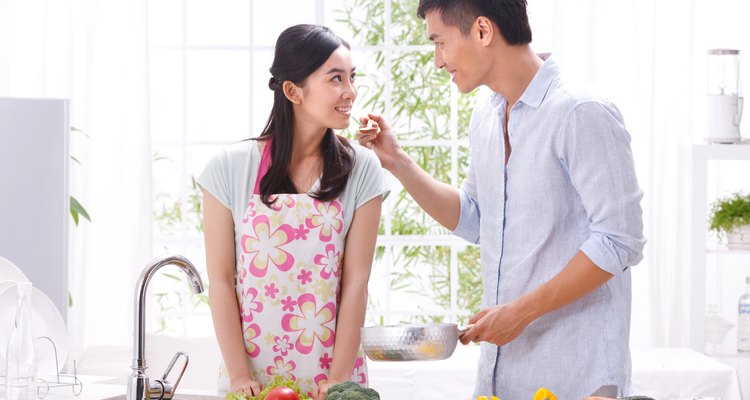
[709,191,750,249]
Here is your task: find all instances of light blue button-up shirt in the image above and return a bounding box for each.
[454,58,646,400]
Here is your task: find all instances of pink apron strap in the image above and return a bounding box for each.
[253,138,272,195]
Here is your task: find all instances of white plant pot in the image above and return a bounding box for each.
[726,224,750,250]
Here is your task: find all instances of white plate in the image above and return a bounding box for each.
[0,282,68,377]
[0,256,29,282]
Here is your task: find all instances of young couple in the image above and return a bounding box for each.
[198,2,645,400]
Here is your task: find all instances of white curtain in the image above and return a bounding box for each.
[0,0,152,361]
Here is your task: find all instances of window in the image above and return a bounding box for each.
[146,0,480,336]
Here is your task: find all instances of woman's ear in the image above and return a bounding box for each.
[283,81,303,104]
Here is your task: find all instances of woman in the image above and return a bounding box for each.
[198,24,387,400]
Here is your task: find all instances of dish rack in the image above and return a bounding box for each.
[36,336,82,398]
[1,336,82,398]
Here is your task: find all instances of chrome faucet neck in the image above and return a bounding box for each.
[127,254,204,400]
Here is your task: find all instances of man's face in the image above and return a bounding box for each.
[425,10,483,93]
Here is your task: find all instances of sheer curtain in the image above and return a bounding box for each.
[0,0,152,360]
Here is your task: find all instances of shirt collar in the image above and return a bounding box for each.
[489,56,560,110]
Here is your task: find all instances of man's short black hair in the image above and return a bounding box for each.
[417,0,532,45]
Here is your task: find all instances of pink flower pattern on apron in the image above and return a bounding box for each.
[217,141,368,396]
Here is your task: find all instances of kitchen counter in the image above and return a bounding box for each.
[71,338,744,400]
[0,376,223,400]
[367,345,744,400]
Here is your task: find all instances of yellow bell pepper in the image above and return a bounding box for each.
[476,396,501,400]
[533,388,557,400]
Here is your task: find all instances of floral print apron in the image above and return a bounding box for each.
[217,141,367,396]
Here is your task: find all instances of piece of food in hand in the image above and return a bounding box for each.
[264,387,300,400]
[326,381,380,400]
[359,118,375,130]
[358,119,377,136]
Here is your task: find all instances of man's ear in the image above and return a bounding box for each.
[283,81,303,104]
[475,16,494,45]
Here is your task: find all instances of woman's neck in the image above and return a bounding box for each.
[290,119,326,164]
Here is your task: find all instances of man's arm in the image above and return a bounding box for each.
[460,251,612,345]
[359,113,462,230]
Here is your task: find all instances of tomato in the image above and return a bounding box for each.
[264,386,300,400]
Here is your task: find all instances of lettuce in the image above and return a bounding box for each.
[225,376,310,400]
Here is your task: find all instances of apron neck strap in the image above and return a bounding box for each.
[253,138,273,195]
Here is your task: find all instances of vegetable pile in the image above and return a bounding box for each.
[225,376,309,400]
[326,381,380,400]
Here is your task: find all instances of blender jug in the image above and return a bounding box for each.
[706,49,743,143]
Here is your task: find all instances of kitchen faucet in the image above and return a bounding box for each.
[127,254,205,400]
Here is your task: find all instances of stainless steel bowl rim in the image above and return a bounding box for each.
[360,323,460,361]
[362,323,457,330]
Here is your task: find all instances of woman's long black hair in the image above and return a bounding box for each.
[256,24,354,207]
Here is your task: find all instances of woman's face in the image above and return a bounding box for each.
[294,45,357,131]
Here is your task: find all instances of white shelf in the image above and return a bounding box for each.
[707,248,750,254]
[690,144,750,353]
[693,143,750,160]
[711,352,750,359]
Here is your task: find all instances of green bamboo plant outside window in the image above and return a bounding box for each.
[338,0,481,325]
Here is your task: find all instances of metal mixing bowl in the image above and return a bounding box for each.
[360,323,464,361]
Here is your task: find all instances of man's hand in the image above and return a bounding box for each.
[460,301,534,346]
[357,113,406,172]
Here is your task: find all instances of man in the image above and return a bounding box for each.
[357,1,646,399]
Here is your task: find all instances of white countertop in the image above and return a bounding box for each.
[34,345,742,400]
[1,375,223,400]
[367,345,744,400]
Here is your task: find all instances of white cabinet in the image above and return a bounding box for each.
[689,144,750,398]
[0,97,69,321]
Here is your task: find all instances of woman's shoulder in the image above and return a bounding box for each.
[346,139,381,166]
[224,139,259,157]
[206,140,259,164]
[200,140,260,179]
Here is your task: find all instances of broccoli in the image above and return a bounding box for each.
[326,381,380,400]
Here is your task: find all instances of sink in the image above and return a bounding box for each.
[104,392,224,400]
[83,382,223,400]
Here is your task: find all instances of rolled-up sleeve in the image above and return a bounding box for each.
[453,157,481,244]
[558,101,646,276]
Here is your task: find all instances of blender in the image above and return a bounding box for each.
[706,49,743,143]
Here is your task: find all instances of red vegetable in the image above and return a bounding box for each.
[264,386,300,400]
